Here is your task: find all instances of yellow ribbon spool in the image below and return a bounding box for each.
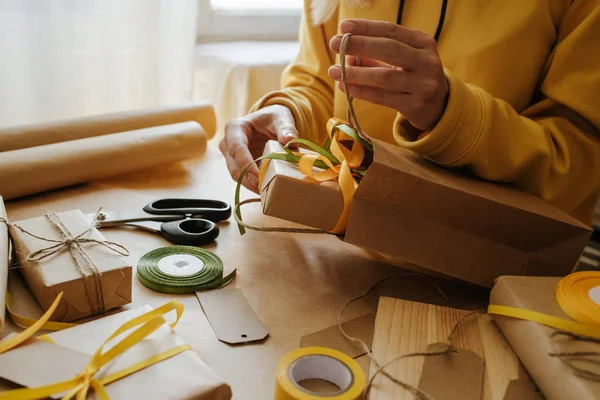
[275,347,365,400]
[556,271,600,326]
[488,271,600,339]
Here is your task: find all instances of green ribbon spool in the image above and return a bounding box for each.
[137,246,236,294]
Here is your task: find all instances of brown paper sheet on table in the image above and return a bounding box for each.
[0,305,232,400]
[260,140,342,231]
[299,313,375,358]
[260,140,592,287]
[370,297,540,400]
[9,209,132,322]
[0,121,207,200]
[490,276,600,400]
[0,196,8,336]
[0,102,216,152]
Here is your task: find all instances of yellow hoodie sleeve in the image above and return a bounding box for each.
[249,1,338,144]
[393,2,600,224]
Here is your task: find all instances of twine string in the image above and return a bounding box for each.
[337,273,483,400]
[549,331,600,381]
[9,210,129,315]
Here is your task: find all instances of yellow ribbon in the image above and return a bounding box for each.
[488,271,600,340]
[6,291,76,331]
[258,118,364,235]
[0,299,190,400]
[0,292,66,355]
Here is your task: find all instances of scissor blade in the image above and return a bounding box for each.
[85,210,185,227]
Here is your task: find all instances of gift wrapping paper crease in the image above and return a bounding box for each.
[0,121,208,200]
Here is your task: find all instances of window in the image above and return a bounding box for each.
[197,0,303,42]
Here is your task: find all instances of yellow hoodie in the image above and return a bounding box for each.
[251,0,600,225]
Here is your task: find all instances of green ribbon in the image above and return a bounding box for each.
[136,246,236,294]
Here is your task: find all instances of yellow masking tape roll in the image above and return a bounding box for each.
[275,347,365,400]
[556,271,600,326]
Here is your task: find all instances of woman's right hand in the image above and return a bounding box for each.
[219,105,298,193]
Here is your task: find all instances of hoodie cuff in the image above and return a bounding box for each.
[392,69,486,165]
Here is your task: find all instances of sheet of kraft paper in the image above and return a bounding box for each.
[0,197,7,336]
[0,102,217,152]
[0,122,208,200]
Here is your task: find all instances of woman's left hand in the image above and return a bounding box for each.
[329,19,449,132]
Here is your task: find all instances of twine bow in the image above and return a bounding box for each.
[12,211,129,316]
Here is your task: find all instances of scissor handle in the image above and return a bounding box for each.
[160,219,220,246]
[143,198,231,222]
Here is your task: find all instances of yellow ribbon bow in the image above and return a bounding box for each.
[256,118,370,235]
[0,297,189,400]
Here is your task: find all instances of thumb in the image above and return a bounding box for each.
[276,123,299,147]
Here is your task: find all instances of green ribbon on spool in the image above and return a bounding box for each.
[137,246,236,294]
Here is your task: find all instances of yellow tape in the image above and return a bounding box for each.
[488,271,600,340]
[275,347,365,400]
[555,271,600,327]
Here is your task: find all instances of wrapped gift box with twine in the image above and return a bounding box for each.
[8,209,132,322]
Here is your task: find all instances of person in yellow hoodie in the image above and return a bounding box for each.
[220,0,600,226]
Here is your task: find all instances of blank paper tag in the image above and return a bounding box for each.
[502,373,544,400]
[196,289,268,344]
[417,343,484,400]
[299,313,375,358]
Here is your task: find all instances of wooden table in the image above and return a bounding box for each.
[3,143,489,399]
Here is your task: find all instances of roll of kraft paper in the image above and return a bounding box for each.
[0,122,207,200]
[275,347,365,400]
[0,102,217,152]
[0,197,8,336]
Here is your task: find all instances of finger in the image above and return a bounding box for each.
[346,56,386,68]
[328,65,417,92]
[330,34,422,71]
[274,117,299,147]
[340,19,433,49]
[223,120,260,191]
[337,81,411,112]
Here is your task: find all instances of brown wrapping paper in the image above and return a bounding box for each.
[0,196,7,336]
[8,209,132,322]
[260,141,342,231]
[490,276,600,400]
[0,305,232,399]
[259,140,592,287]
[0,102,217,152]
[0,121,207,200]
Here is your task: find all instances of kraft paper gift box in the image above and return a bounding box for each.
[9,209,132,321]
[490,276,600,400]
[0,304,232,399]
[259,139,592,287]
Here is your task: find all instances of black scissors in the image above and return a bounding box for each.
[88,198,231,246]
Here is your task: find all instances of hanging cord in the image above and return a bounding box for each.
[398,0,448,42]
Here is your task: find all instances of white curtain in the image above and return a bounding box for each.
[0,0,198,127]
